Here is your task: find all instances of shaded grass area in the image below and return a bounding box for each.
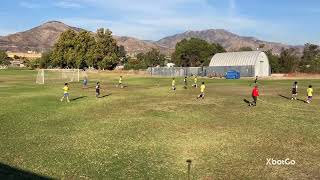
[0,69,320,179]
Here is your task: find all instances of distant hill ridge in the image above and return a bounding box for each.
[0,21,302,55]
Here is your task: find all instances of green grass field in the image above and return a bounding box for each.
[0,70,320,179]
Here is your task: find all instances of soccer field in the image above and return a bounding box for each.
[0,70,319,179]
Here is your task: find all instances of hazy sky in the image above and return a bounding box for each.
[0,0,319,45]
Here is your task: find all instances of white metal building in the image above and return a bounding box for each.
[209,51,271,77]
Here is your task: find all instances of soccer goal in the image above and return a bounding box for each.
[36,69,87,84]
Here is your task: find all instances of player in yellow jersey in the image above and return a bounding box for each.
[172,78,176,90]
[192,75,198,88]
[117,76,123,88]
[307,85,313,104]
[60,83,70,102]
[197,82,206,99]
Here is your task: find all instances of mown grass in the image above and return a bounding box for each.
[0,70,319,179]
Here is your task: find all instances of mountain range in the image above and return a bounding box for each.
[0,21,302,56]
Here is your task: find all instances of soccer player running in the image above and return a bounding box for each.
[249,85,259,106]
[96,82,100,98]
[118,76,123,88]
[291,81,298,100]
[83,76,88,89]
[306,85,313,104]
[193,76,198,88]
[60,83,70,103]
[172,78,176,91]
[254,76,259,84]
[183,76,188,89]
[197,82,206,99]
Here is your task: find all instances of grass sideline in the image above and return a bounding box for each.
[0,69,320,179]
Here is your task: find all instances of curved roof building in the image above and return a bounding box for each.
[209,51,270,77]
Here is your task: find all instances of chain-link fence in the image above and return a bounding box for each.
[147,66,255,77]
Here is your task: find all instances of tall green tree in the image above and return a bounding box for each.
[172,38,225,67]
[50,28,121,69]
[94,28,120,69]
[74,31,95,68]
[51,29,77,68]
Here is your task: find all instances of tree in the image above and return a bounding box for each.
[238,47,253,51]
[39,51,52,68]
[125,48,166,70]
[118,46,126,58]
[117,45,128,65]
[51,29,77,68]
[0,50,10,65]
[300,44,320,73]
[94,28,120,69]
[50,28,121,69]
[279,48,299,73]
[74,31,96,68]
[143,48,166,67]
[124,57,146,70]
[172,38,225,67]
[98,53,118,70]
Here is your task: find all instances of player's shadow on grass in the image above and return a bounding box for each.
[297,99,308,103]
[278,94,308,103]
[279,94,291,100]
[98,93,112,98]
[243,99,251,105]
[0,162,54,179]
[71,96,87,101]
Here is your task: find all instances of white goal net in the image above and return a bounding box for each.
[36,69,87,84]
[61,69,80,82]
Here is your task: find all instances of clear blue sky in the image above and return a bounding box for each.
[0,0,319,45]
